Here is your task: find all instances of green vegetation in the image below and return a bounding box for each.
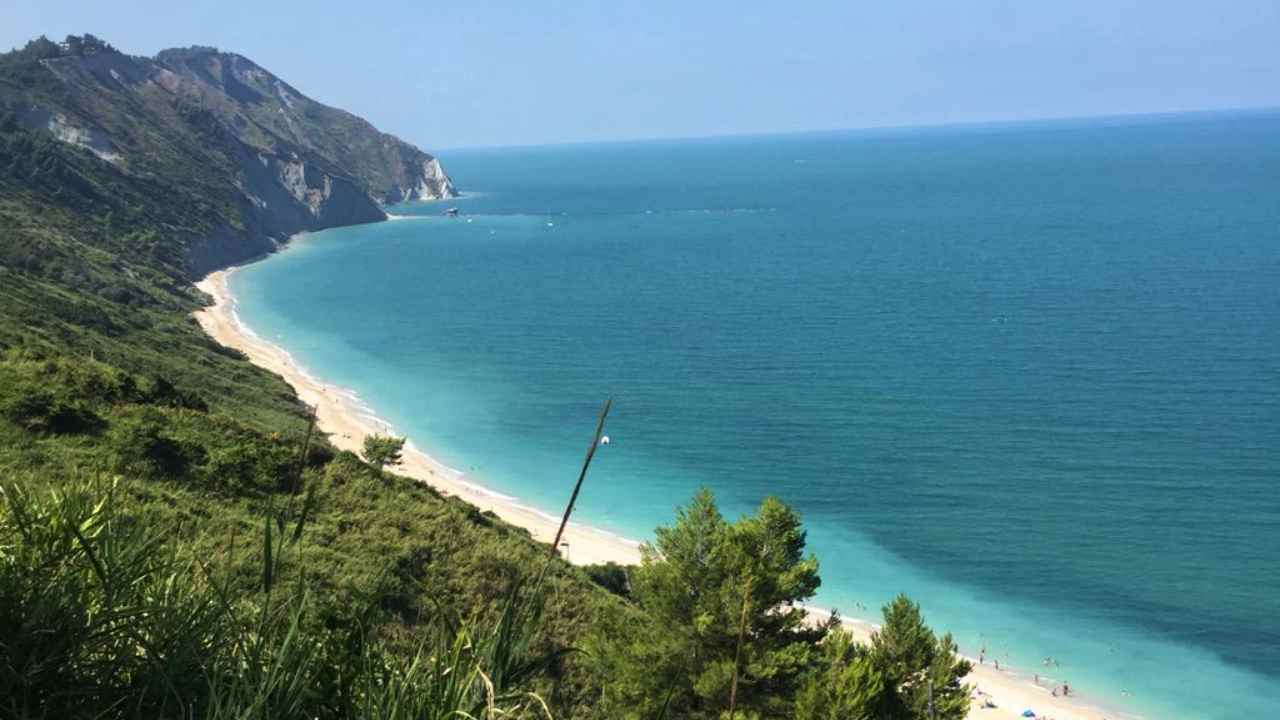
[589,491,972,720]
[0,34,972,719]
[0,350,636,718]
[794,628,888,720]
[869,596,973,719]
[591,490,825,718]
[362,434,407,479]
[0,477,558,719]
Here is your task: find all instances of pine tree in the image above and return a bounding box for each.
[361,434,405,480]
[871,595,972,719]
[794,628,888,720]
[593,489,825,719]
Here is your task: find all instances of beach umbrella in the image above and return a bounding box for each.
[1021,711,1036,718]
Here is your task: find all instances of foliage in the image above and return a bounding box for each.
[870,595,973,720]
[0,475,560,719]
[0,385,99,434]
[0,478,219,716]
[0,350,637,717]
[793,629,887,720]
[107,407,191,477]
[583,561,631,597]
[591,489,827,719]
[362,434,406,478]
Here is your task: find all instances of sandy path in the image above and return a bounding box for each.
[194,268,1136,720]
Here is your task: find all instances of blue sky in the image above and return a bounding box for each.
[5,1,1278,149]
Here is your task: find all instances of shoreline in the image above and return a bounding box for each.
[194,267,643,567]
[193,256,1134,720]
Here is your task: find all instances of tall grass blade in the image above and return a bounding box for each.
[262,513,273,594]
[550,398,612,557]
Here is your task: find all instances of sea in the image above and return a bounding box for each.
[230,110,1280,718]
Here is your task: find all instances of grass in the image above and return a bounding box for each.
[0,334,643,718]
[0,475,570,719]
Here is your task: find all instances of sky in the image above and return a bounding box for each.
[4,1,1279,150]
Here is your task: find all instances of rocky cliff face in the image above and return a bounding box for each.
[154,46,458,205]
[0,35,457,276]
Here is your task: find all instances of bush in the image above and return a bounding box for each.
[0,478,221,715]
[145,375,209,411]
[584,561,631,597]
[0,385,100,434]
[109,409,189,477]
[199,432,293,494]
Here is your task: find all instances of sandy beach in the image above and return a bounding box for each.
[194,266,1134,720]
[194,269,642,567]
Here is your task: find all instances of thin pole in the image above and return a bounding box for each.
[550,398,612,556]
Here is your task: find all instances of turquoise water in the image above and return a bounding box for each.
[231,111,1280,718]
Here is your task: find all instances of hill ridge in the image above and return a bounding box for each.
[0,33,457,276]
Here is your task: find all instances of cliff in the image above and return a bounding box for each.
[0,35,457,276]
[154,46,457,204]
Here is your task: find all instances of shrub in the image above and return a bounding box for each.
[108,409,188,477]
[584,561,631,598]
[0,475,561,720]
[0,385,100,434]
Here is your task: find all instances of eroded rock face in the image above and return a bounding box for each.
[225,146,385,260]
[156,45,460,208]
[16,109,121,163]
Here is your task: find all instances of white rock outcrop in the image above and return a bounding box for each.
[408,157,458,200]
[18,109,121,164]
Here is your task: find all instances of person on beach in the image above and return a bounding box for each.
[1063,682,1070,696]
[994,659,999,670]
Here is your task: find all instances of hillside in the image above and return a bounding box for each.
[0,34,456,275]
[0,33,622,720]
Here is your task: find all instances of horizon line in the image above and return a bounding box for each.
[430,104,1280,154]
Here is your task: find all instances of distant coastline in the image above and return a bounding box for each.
[193,236,1133,720]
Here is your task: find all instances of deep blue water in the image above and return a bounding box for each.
[232,111,1280,718]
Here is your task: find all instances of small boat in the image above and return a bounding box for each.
[445,207,460,217]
